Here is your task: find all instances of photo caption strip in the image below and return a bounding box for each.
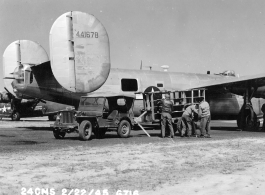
[21,188,140,195]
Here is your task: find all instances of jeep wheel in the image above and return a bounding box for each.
[53,129,66,139]
[12,111,20,121]
[117,120,131,138]
[79,120,93,141]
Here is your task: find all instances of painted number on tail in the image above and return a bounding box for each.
[76,31,98,38]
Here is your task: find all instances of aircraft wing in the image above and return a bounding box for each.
[82,91,136,98]
[190,72,265,93]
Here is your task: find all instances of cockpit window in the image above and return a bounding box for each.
[157,83,163,87]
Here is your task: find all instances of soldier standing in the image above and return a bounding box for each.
[261,103,265,131]
[160,93,174,138]
[198,97,211,138]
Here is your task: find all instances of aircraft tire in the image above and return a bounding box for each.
[237,109,259,130]
[53,129,66,139]
[79,120,93,141]
[11,112,20,121]
[94,128,106,139]
[117,120,131,138]
[245,114,260,131]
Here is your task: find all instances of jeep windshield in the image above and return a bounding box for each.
[78,97,105,113]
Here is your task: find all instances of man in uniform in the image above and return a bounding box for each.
[181,103,198,137]
[198,97,211,138]
[160,93,174,138]
[261,103,265,131]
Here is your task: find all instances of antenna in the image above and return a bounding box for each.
[161,65,169,72]
[144,66,152,70]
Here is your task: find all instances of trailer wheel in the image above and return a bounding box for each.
[117,120,131,138]
[12,112,20,121]
[53,129,66,139]
[79,120,93,141]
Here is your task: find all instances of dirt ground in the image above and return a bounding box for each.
[1,135,265,195]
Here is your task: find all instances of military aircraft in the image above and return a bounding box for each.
[1,39,73,121]
[0,87,72,121]
[0,98,72,121]
[3,11,265,129]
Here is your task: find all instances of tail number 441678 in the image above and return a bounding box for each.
[76,31,99,38]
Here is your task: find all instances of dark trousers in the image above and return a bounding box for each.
[161,112,174,137]
[200,115,211,135]
[177,118,185,135]
[263,115,265,131]
[182,114,193,136]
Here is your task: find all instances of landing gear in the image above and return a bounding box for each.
[236,83,260,131]
[237,104,260,130]
[11,111,20,121]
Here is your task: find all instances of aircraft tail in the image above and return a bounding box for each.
[49,11,111,93]
[2,40,49,96]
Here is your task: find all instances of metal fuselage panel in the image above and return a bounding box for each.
[12,61,265,115]
[12,63,221,105]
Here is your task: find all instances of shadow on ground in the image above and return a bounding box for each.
[17,127,53,131]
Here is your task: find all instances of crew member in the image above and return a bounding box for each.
[261,103,265,131]
[181,103,198,137]
[198,97,211,138]
[160,93,174,138]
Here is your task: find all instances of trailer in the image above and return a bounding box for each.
[134,88,206,136]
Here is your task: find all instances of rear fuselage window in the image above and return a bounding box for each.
[121,79,138,91]
[157,83,163,87]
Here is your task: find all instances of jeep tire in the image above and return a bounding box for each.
[79,120,93,141]
[117,120,131,138]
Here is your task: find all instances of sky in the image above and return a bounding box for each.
[1,0,265,90]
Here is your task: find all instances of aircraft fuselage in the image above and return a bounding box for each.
[13,61,246,108]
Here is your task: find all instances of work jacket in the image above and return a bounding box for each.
[199,101,210,118]
[161,99,173,114]
[183,104,197,118]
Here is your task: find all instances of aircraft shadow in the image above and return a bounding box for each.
[17,127,53,131]
[134,133,163,137]
[211,126,239,131]
[63,134,122,140]
[211,126,265,132]
[63,133,164,140]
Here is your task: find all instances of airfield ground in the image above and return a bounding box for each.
[0,118,265,195]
